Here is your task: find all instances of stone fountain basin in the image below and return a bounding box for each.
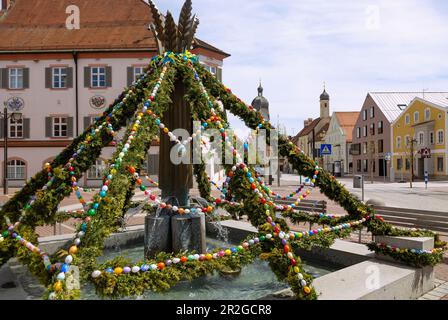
[3,221,435,300]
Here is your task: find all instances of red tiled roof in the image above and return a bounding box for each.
[297,118,321,137]
[334,112,359,142]
[0,0,229,57]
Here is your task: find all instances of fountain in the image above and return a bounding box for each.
[143,1,206,258]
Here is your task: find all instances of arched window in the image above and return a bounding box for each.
[7,159,26,180]
[87,159,107,180]
[414,111,419,123]
[418,132,424,145]
[425,108,431,121]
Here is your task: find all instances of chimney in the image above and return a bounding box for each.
[304,118,313,127]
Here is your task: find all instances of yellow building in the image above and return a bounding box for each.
[392,97,447,179]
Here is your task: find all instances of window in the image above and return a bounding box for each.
[88,159,107,179]
[363,159,368,173]
[437,130,444,144]
[397,158,402,170]
[425,108,431,121]
[414,111,419,123]
[9,68,23,89]
[201,63,217,76]
[370,107,375,118]
[378,140,384,153]
[405,114,410,125]
[7,159,26,180]
[133,66,145,81]
[363,126,367,137]
[405,158,410,170]
[437,157,444,172]
[396,136,401,149]
[418,132,424,145]
[430,132,434,145]
[362,110,367,121]
[52,67,67,89]
[53,117,68,137]
[378,121,383,134]
[356,160,361,172]
[8,116,23,138]
[91,67,106,88]
[363,142,368,154]
[356,127,361,139]
[405,135,411,147]
[370,123,375,136]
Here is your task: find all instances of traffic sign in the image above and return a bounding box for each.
[320,144,332,155]
[385,152,392,161]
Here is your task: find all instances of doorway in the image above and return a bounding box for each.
[378,159,387,177]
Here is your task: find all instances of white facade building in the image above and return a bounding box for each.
[0,0,229,187]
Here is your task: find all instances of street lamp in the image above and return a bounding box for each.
[1,101,23,195]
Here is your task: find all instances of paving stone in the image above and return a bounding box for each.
[422,294,443,300]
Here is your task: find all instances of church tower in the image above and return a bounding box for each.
[320,84,330,118]
[252,81,270,121]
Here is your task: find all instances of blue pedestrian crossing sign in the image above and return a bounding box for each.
[320,144,332,155]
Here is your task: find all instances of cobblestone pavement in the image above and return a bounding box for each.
[1,181,447,297]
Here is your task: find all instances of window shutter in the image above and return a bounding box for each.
[45,117,52,137]
[0,119,4,139]
[84,117,91,130]
[24,118,30,139]
[216,67,222,82]
[0,68,9,89]
[127,67,134,87]
[66,67,73,88]
[45,68,52,88]
[84,67,91,88]
[23,68,30,89]
[106,66,112,87]
[67,117,74,137]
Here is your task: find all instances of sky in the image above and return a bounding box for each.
[153,0,448,137]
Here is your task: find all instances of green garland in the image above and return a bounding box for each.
[1,53,446,301]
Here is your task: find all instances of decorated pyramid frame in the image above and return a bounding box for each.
[0,0,446,300]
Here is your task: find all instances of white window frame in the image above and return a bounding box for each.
[52,117,68,137]
[370,107,374,118]
[405,135,411,147]
[91,67,106,88]
[362,110,367,121]
[87,159,107,180]
[418,132,424,145]
[437,130,444,144]
[201,63,217,76]
[363,126,367,137]
[356,127,361,139]
[8,116,23,139]
[9,68,24,89]
[7,159,26,180]
[424,108,431,121]
[405,114,410,125]
[133,66,145,81]
[414,111,419,123]
[52,67,67,89]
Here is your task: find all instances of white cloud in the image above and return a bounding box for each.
[153,0,448,136]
